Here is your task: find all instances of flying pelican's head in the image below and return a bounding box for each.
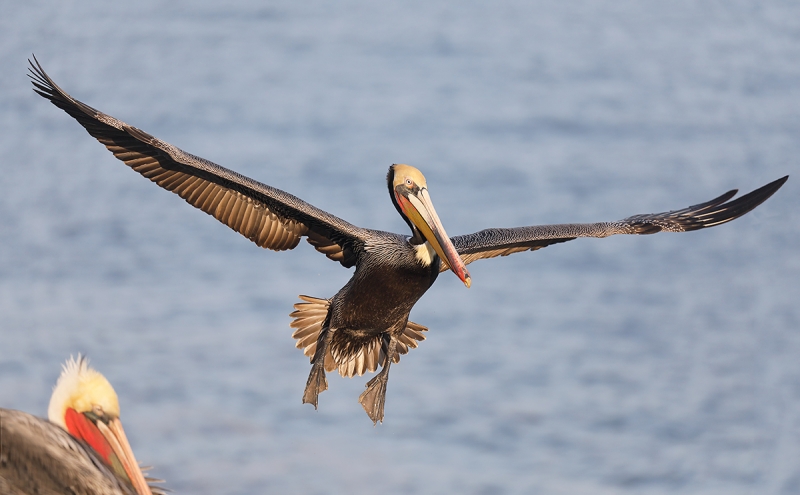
[48,356,153,495]
[388,164,471,287]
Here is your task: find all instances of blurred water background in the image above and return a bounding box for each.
[1,1,799,494]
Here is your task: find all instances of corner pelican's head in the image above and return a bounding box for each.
[48,356,153,495]
[388,164,471,287]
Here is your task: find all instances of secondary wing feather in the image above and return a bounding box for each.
[443,176,788,271]
[29,57,367,267]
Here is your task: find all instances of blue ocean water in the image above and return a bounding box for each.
[1,2,799,494]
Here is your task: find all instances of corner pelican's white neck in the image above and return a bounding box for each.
[414,241,437,266]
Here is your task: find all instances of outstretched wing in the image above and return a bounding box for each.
[29,57,368,268]
[443,175,788,270]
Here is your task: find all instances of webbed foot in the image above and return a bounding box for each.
[359,373,388,424]
[302,364,328,408]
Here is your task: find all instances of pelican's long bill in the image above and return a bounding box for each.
[396,185,471,287]
[101,418,151,495]
[63,405,152,495]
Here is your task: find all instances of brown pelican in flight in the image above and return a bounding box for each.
[29,58,788,423]
[0,356,161,495]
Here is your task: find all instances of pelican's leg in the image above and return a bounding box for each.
[302,327,333,408]
[359,336,396,424]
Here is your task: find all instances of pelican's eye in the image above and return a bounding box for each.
[404,178,413,188]
[92,405,105,419]
[84,405,107,424]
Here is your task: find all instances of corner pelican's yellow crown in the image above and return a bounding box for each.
[48,356,120,428]
[47,356,153,495]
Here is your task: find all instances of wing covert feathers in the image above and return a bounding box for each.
[28,57,365,265]
[443,175,787,271]
[290,296,427,378]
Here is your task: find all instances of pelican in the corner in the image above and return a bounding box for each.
[0,356,160,495]
[29,57,788,423]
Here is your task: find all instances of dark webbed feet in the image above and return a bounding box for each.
[359,336,397,424]
[359,372,388,424]
[302,363,328,408]
[302,327,332,408]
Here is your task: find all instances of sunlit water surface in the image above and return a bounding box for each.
[1,2,799,494]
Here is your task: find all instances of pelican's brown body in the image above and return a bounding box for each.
[329,234,440,350]
[29,57,788,423]
[0,409,138,495]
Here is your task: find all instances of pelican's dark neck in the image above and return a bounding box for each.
[408,228,425,245]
